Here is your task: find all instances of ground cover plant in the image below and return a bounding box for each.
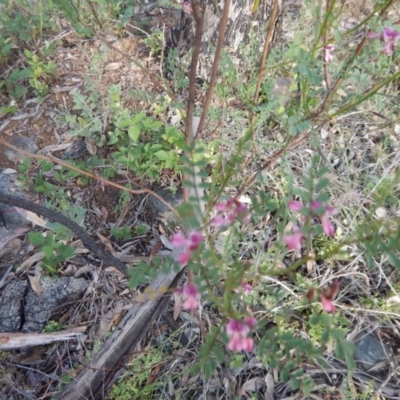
[0,0,400,399]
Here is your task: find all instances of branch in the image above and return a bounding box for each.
[195,0,231,140]
[0,192,130,277]
[0,138,179,219]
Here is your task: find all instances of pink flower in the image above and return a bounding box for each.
[212,197,250,227]
[183,0,191,14]
[320,215,334,237]
[178,250,191,265]
[311,200,336,236]
[367,32,381,39]
[367,27,400,56]
[233,281,254,299]
[241,337,254,352]
[283,231,304,251]
[187,231,203,250]
[288,200,303,212]
[171,232,188,247]
[383,27,400,41]
[307,281,340,313]
[324,44,334,62]
[171,231,203,265]
[175,284,200,311]
[321,297,336,313]
[241,282,253,295]
[319,281,340,313]
[287,199,337,239]
[226,317,257,352]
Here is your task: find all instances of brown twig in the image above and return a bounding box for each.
[183,0,204,206]
[195,0,231,140]
[185,0,204,147]
[252,0,281,110]
[0,139,179,219]
[310,0,395,120]
[322,0,332,88]
[0,192,130,277]
[241,0,281,164]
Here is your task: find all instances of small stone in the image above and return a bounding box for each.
[23,277,89,332]
[147,187,183,222]
[0,280,29,332]
[375,207,387,220]
[354,333,392,371]
[4,136,38,163]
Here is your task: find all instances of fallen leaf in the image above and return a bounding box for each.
[15,208,47,228]
[28,273,42,296]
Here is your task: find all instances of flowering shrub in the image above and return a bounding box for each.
[171,230,203,265]
[367,27,400,56]
[130,8,400,397]
[212,197,250,227]
[226,317,257,352]
[174,284,200,311]
[284,199,337,251]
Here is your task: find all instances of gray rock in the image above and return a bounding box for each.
[354,333,392,370]
[0,280,29,332]
[22,277,89,332]
[3,136,37,163]
[0,277,90,333]
[147,187,184,222]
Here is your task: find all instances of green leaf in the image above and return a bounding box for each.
[58,245,75,259]
[309,313,320,326]
[213,343,225,363]
[204,357,216,380]
[315,178,330,191]
[13,85,28,98]
[42,245,54,259]
[132,112,146,123]
[321,328,330,344]
[289,377,300,390]
[28,232,45,246]
[154,150,169,161]
[8,68,33,83]
[128,125,140,141]
[301,377,314,395]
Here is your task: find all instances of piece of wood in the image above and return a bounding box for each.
[0,327,87,350]
[56,249,185,400]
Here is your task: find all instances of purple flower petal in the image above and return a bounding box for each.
[288,201,303,212]
[321,216,335,237]
[367,31,381,39]
[178,250,191,265]
[188,231,203,250]
[283,232,303,251]
[171,232,188,247]
[383,27,400,43]
[212,215,228,227]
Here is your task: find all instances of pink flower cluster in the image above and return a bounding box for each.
[171,231,203,265]
[233,281,253,300]
[212,197,250,228]
[175,284,200,311]
[226,317,257,352]
[284,200,336,251]
[324,44,334,62]
[183,1,191,14]
[307,280,340,313]
[367,27,400,56]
